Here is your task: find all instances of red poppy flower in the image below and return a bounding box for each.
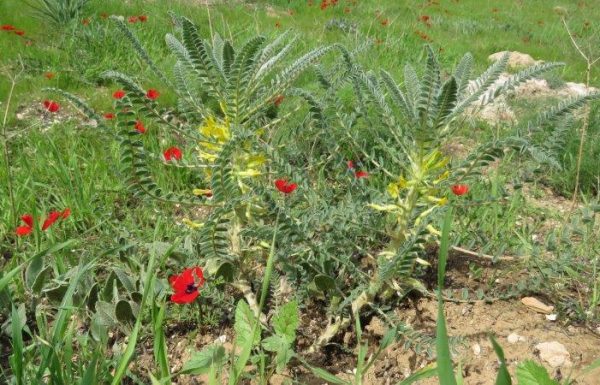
[100,12,109,19]
[347,160,355,169]
[82,18,90,26]
[163,146,182,161]
[381,19,389,26]
[274,179,298,194]
[42,211,61,231]
[43,100,60,113]
[61,208,71,219]
[1,25,15,31]
[273,94,284,107]
[320,0,328,10]
[134,120,146,134]
[139,15,148,22]
[44,72,55,80]
[103,112,115,120]
[146,88,159,100]
[15,214,34,236]
[355,170,369,179]
[113,90,126,99]
[16,226,32,236]
[420,15,430,22]
[128,16,138,23]
[169,267,205,304]
[21,214,34,228]
[451,184,469,196]
[14,30,25,36]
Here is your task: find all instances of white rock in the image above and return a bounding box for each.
[507,333,525,344]
[535,341,572,368]
[488,51,542,68]
[472,343,482,356]
[546,313,558,321]
[214,335,227,344]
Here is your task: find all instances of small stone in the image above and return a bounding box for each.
[472,343,481,356]
[507,333,525,344]
[521,297,554,314]
[488,51,541,68]
[546,314,558,321]
[214,335,227,344]
[535,341,572,368]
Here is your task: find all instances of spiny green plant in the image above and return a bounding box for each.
[308,45,600,350]
[24,0,90,26]
[49,15,341,320]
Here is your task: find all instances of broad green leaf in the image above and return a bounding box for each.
[115,300,135,324]
[25,255,44,291]
[0,240,76,292]
[272,301,299,343]
[234,299,260,347]
[313,274,336,292]
[262,335,286,352]
[515,361,558,385]
[181,344,226,375]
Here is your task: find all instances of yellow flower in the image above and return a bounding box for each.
[193,188,212,196]
[182,218,204,229]
[199,116,230,142]
[236,169,262,177]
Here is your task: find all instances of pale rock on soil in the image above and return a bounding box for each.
[469,51,598,126]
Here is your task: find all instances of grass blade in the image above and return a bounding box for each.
[436,207,457,385]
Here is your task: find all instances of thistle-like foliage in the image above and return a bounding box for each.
[167,17,335,125]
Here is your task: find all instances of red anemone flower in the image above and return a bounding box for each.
[14,30,25,36]
[169,267,205,304]
[274,179,297,194]
[42,211,61,231]
[355,170,369,179]
[146,88,159,100]
[44,72,55,80]
[451,184,469,196]
[61,208,71,219]
[139,15,148,22]
[163,146,182,161]
[273,94,284,107]
[1,25,15,31]
[134,120,146,134]
[113,89,126,99]
[103,112,115,120]
[43,100,60,113]
[128,16,138,23]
